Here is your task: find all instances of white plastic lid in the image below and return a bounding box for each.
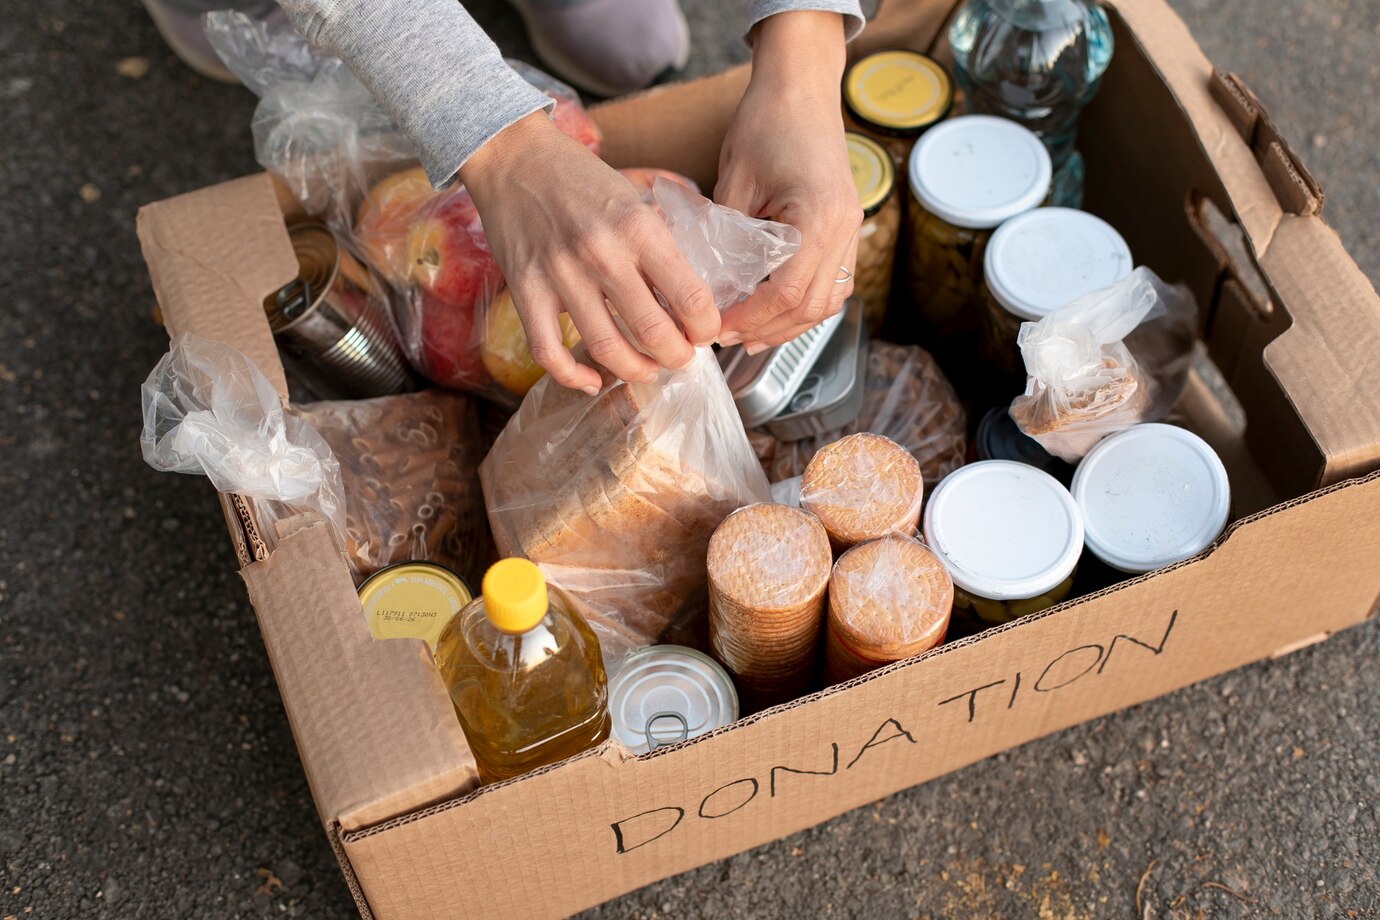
[608,645,738,754]
[984,208,1134,321]
[907,115,1052,230]
[1072,423,1231,574]
[922,460,1084,600]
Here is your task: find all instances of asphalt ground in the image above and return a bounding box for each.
[0,0,1376,917]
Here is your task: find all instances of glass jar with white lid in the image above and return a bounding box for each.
[906,115,1052,340]
[1071,423,1231,573]
[923,459,1084,626]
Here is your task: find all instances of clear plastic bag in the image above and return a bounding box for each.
[755,341,967,490]
[205,13,604,403]
[295,390,492,586]
[1009,266,1198,462]
[480,181,796,668]
[141,332,346,552]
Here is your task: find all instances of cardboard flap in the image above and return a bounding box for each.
[136,173,297,400]
[1103,0,1380,488]
[1209,69,1324,216]
[239,517,478,831]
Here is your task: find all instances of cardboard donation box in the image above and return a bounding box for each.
[136,0,1380,916]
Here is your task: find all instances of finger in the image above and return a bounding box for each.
[559,276,660,384]
[718,243,820,342]
[638,240,719,347]
[512,283,603,394]
[712,166,757,216]
[745,224,859,344]
[602,261,698,371]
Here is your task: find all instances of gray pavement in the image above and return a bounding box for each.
[1,0,1376,917]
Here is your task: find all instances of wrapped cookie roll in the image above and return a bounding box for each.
[800,433,924,552]
[707,503,832,709]
[825,535,953,684]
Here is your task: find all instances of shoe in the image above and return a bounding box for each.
[141,0,281,84]
[509,0,690,97]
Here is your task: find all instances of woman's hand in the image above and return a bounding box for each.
[714,11,861,352]
[461,112,719,393]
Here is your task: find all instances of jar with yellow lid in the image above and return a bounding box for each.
[846,132,901,332]
[432,558,610,784]
[905,115,1051,339]
[844,50,953,169]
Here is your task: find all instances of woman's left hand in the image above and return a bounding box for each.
[714,11,861,352]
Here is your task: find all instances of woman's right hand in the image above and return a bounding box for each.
[460,112,719,394]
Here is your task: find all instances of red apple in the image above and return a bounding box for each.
[355,166,436,284]
[405,188,503,309]
[417,287,490,390]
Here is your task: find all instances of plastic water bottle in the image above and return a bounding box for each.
[949,0,1114,208]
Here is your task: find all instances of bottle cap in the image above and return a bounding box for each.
[923,460,1083,600]
[846,133,896,218]
[356,561,473,649]
[1072,423,1231,573]
[844,50,952,137]
[481,558,548,633]
[984,208,1133,321]
[907,115,1052,230]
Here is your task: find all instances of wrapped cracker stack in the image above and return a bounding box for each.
[707,504,832,709]
[825,535,953,684]
[800,433,924,552]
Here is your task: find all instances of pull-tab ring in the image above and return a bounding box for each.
[645,711,689,751]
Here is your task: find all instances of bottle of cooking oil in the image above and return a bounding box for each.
[433,558,610,784]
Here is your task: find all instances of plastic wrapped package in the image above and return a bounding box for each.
[825,535,953,684]
[757,341,967,490]
[707,504,832,709]
[295,390,492,586]
[141,332,346,553]
[1009,266,1198,462]
[799,433,924,552]
[481,180,797,668]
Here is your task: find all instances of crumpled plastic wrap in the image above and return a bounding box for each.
[1009,266,1198,462]
[295,390,492,586]
[481,182,796,669]
[141,332,346,552]
[825,534,953,684]
[799,432,924,551]
[754,341,967,490]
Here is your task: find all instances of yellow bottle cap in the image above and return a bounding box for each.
[482,558,549,633]
[844,50,953,136]
[846,132,895,217]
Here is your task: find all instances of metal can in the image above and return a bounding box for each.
[765,297,868,442]
[718,307,847,428]
[608,645,739,754]
[265,222,414,397]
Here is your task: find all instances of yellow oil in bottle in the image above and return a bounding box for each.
[433,558,609,785]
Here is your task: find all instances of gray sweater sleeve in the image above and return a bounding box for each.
[277,0,554,188]
[277,0,867,189]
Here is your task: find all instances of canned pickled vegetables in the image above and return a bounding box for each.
[980,208,1132,376]
[922,460,1083,626]
[906,116,1051,338]
[846,133,901,332]
[843,50,953,169]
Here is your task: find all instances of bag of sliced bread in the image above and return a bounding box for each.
[480,180,795,668]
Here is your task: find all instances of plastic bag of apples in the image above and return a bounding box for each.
[206,13,699,404]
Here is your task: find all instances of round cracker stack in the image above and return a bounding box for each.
[825,534,953,684]
[708,503,832,709]
[800,432,924,552]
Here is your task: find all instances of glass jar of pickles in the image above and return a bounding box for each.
[922,460,1084,627]
[906,115,1051,337]
[843,50,953,169]
[847,132,901,332]
[981,208,1132,377]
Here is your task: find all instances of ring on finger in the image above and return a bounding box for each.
[834,266,853,284]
